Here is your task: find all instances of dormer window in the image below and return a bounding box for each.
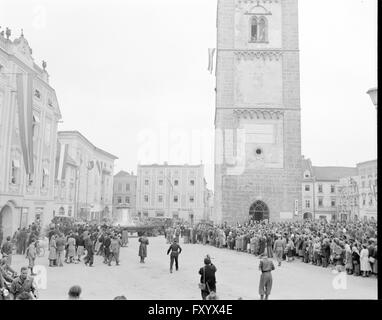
[34,90,41,99]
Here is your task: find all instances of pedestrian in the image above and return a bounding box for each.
[109,235,121,266]
[103,233,111,264]
[273,235,285,266]
[121,228,129,247]
[76,233,85,262]
[66,233,76,263]
[360,244,371,277]
[25,239,37,276]
[48,234,57,267]
[352,244,361,276]
[167,239,182,273]
[198,256,217,300]
[344,243,353,275]
[138,233,149,263]
[258,253,275,300]
[68,285,82,300]
[84,235,94,267]
[55,233,66,267]
[1,236,13,266]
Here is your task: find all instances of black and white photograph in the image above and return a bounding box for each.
[0,0,378,302]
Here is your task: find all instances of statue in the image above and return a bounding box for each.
[42,60,47,71]
[6,27,11,40]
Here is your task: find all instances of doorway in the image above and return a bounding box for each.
[249,201,269,221]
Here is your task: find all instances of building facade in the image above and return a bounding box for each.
[56,131,118,222]
[356,160,377,221]
[214,0,302,224]
[52,140,78,219]
[0,30,61,239]
[136,164,206,223]
[112,170,137,224]
[301,157,358,221]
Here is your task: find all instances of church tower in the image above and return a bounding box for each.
[214,0,302,224]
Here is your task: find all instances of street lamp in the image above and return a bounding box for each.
[367,87,378,109]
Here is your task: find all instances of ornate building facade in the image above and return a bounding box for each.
[0,30,61,238]
[214,0,302,224]
[56,131,118,222]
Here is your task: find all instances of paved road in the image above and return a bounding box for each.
[11,236,378,300]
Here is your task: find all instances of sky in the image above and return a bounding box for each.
[1,0,378,191]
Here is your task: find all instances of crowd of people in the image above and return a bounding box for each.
[178,219,377,278]
[0,217,378,300]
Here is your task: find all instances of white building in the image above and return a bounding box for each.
[0,30,61,238]
[56,131,118,222]
[136,163,207,223]
[357,160,377,221]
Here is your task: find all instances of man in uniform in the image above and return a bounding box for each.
[258,253,275,300]
[9,266,37,300]
[167,239,182,273]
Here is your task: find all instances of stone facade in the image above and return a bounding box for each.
[0,31,61,239]
[214,0,302,224]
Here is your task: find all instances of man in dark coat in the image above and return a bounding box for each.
[167,239,182,273]
[103,233,111,264]
[84,236,94,267]
[198,257,217,300]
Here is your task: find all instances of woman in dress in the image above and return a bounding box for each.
[48,234,57,267]
[138,233,149,263]
[360,244,371,277]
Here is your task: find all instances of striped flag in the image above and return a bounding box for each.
[208,48,216,74]
[56,142,69,181]
[16,73,34,174]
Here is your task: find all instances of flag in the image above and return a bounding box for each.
[88,160,94,170]
[56,142,69,181]
[208,48,216,74]
[16,73,34,175]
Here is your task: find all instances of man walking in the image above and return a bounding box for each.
[273,235,285,266]
[258,253,275,300]
[167,239,182,273]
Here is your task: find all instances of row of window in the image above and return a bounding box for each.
[304,184,336,193]
[34,89,54,108]
[304,198,336,209]
[137,211,180,219]
[143,179,196,187]
[117,183,131,192]
[117,196,130,204]
[143,195,195,203]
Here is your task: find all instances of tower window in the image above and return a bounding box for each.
[250,16,268,43]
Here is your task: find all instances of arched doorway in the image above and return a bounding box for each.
[249,201,269,221]
[303,212,312,220]
[0,205,13,240]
